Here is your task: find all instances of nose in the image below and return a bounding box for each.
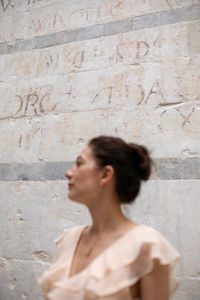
[65,168,72,180]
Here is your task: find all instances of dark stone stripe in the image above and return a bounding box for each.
[0,4,199,55]
[0,158,199,181]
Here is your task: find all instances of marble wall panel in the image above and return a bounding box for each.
[0,0,199,42]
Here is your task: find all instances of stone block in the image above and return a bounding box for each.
[0,181,89,260]
[34,22,188,76]
[127,179,200,277]
[40,111,109,161]
[44,161,73,180]
[133,13,160,31]
[156,158,182,179]
[0,43,7,55]
[0,259,46,300]
[177,3,200,22]
[172,277,200,300]
[1,51,39,81]
[0,117,43,163]
[0,163,16,181]
[33,32,62,49]
[14,38,34,53]
[183,157,200,179]
[159,9,178,26]
[103,18,133,36]
[187,20,200,55]
[57,29,77,44]
[16,163,45,181]
[0,13,27,44]
[77,24,103,41]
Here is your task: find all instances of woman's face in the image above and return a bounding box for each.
[65,146,102,204]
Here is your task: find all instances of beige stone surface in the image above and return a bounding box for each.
[0,2,200,299]
[1,179,200,299]
[1,51,39,81]
[0,22,189,78]
[0,117,43,163]
[187,19,200,55]
[40,111,109,161]
[0,0,198,42]
[0,13,28,43]
[0,51,199,161]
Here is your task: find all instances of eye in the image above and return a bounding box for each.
[76,160,82,167]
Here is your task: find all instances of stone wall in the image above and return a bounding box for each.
[0,1,200,299]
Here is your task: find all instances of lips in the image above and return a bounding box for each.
[68,183,74,189]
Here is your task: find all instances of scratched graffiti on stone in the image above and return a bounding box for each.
[30,13,64,33]
[158,104,197,132]
[0,93,57,120]
[30,7,94,34]
[70,8,94,23]
[0,0,16,11]
[27,0,43,4]
[176,107,195,127]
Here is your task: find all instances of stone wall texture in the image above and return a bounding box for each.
[0,1,200,299]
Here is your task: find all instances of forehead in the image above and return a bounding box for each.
[79,146,93,159]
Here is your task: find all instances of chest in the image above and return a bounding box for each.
[69,236,109,277]
[69,240,140,298]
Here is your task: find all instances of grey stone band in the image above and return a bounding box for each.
[0,4,200,55]
[0,157,199,181]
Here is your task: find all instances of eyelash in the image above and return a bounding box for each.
[76,161,81,167]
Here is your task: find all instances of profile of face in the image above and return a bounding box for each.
[65,146,105,205]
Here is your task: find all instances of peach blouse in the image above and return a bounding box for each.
[39,225,180,300]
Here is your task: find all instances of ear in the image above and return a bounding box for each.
[100,165,114,186]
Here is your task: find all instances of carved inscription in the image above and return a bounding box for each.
[27,0,42,4]
[0,92,57,120]
[30,7,94,34]
[164,0,183,9]
[70,8,94,23]
[31,13,64,33]
[175,107,195,127]
[0,0,16,11]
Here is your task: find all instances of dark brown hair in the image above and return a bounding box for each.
[89,136,152,204]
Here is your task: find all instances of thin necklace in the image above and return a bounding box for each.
[85,230,97,257]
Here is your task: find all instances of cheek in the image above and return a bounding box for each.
[77,170,99,187]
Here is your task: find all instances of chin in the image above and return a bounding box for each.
[68,193,87,205]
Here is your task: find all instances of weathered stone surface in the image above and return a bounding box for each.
[157,158,182,179]
[187,19,200,55]
[172,277,200,300]
[0,181,89,261]
[1,179,200,299]
[183,157,200,179]
[103,18,133,36]
[133,12,160,30]
[0,259,47,300]
[0,1,200,299]
[1,157,200,181]
[77,24,104,41]
[0,117,43,163]
[44,161,73,180]
[1,3,200,45]
[124,179,200,277]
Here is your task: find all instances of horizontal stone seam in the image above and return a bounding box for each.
[177,276,200,280]
[0,257,50,265]
[0,157,199,181]
[0,4,199,55]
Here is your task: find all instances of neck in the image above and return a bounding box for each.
[87,193,128,235]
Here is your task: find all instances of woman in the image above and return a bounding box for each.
[39,136,180,300]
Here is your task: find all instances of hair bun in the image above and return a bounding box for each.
[128,143,151,181]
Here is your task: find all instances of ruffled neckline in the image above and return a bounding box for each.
[67,224,139,279]
[39,224,180,298]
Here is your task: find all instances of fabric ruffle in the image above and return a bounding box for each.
[39,225,180,300]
